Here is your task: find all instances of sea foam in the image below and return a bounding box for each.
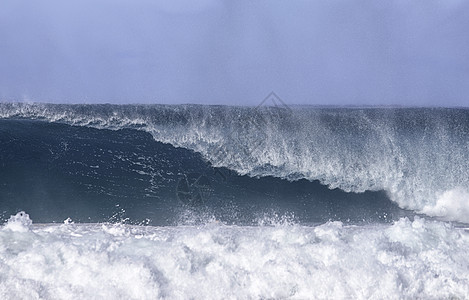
[1,212,469,299]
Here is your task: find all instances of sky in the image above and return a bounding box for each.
[0,0,468,106]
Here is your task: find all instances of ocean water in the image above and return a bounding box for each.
[1,103,469,299]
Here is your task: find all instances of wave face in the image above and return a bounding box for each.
[1,103,468,223]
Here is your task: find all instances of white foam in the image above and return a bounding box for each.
[2,211,32,232]
[1,213,469,299]
[422,188,469,222]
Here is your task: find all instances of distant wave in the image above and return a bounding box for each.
[1,103,468,223]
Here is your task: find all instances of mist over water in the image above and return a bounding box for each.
[1,0,469,106]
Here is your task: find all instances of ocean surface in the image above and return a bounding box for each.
[1,103,469,299]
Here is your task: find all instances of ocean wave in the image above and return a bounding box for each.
[1,103,468,223]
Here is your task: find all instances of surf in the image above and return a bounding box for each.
[1,211,469,299]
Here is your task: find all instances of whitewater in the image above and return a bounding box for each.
[2,212,469,299]
[1,103,469,298]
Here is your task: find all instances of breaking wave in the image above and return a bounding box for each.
[1,103,468,223]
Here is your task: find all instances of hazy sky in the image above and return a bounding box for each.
[1,0,468,106]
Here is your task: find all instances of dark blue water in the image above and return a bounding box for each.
[0,119,407,225]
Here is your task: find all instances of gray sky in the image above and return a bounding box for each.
[1,0,468,106]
